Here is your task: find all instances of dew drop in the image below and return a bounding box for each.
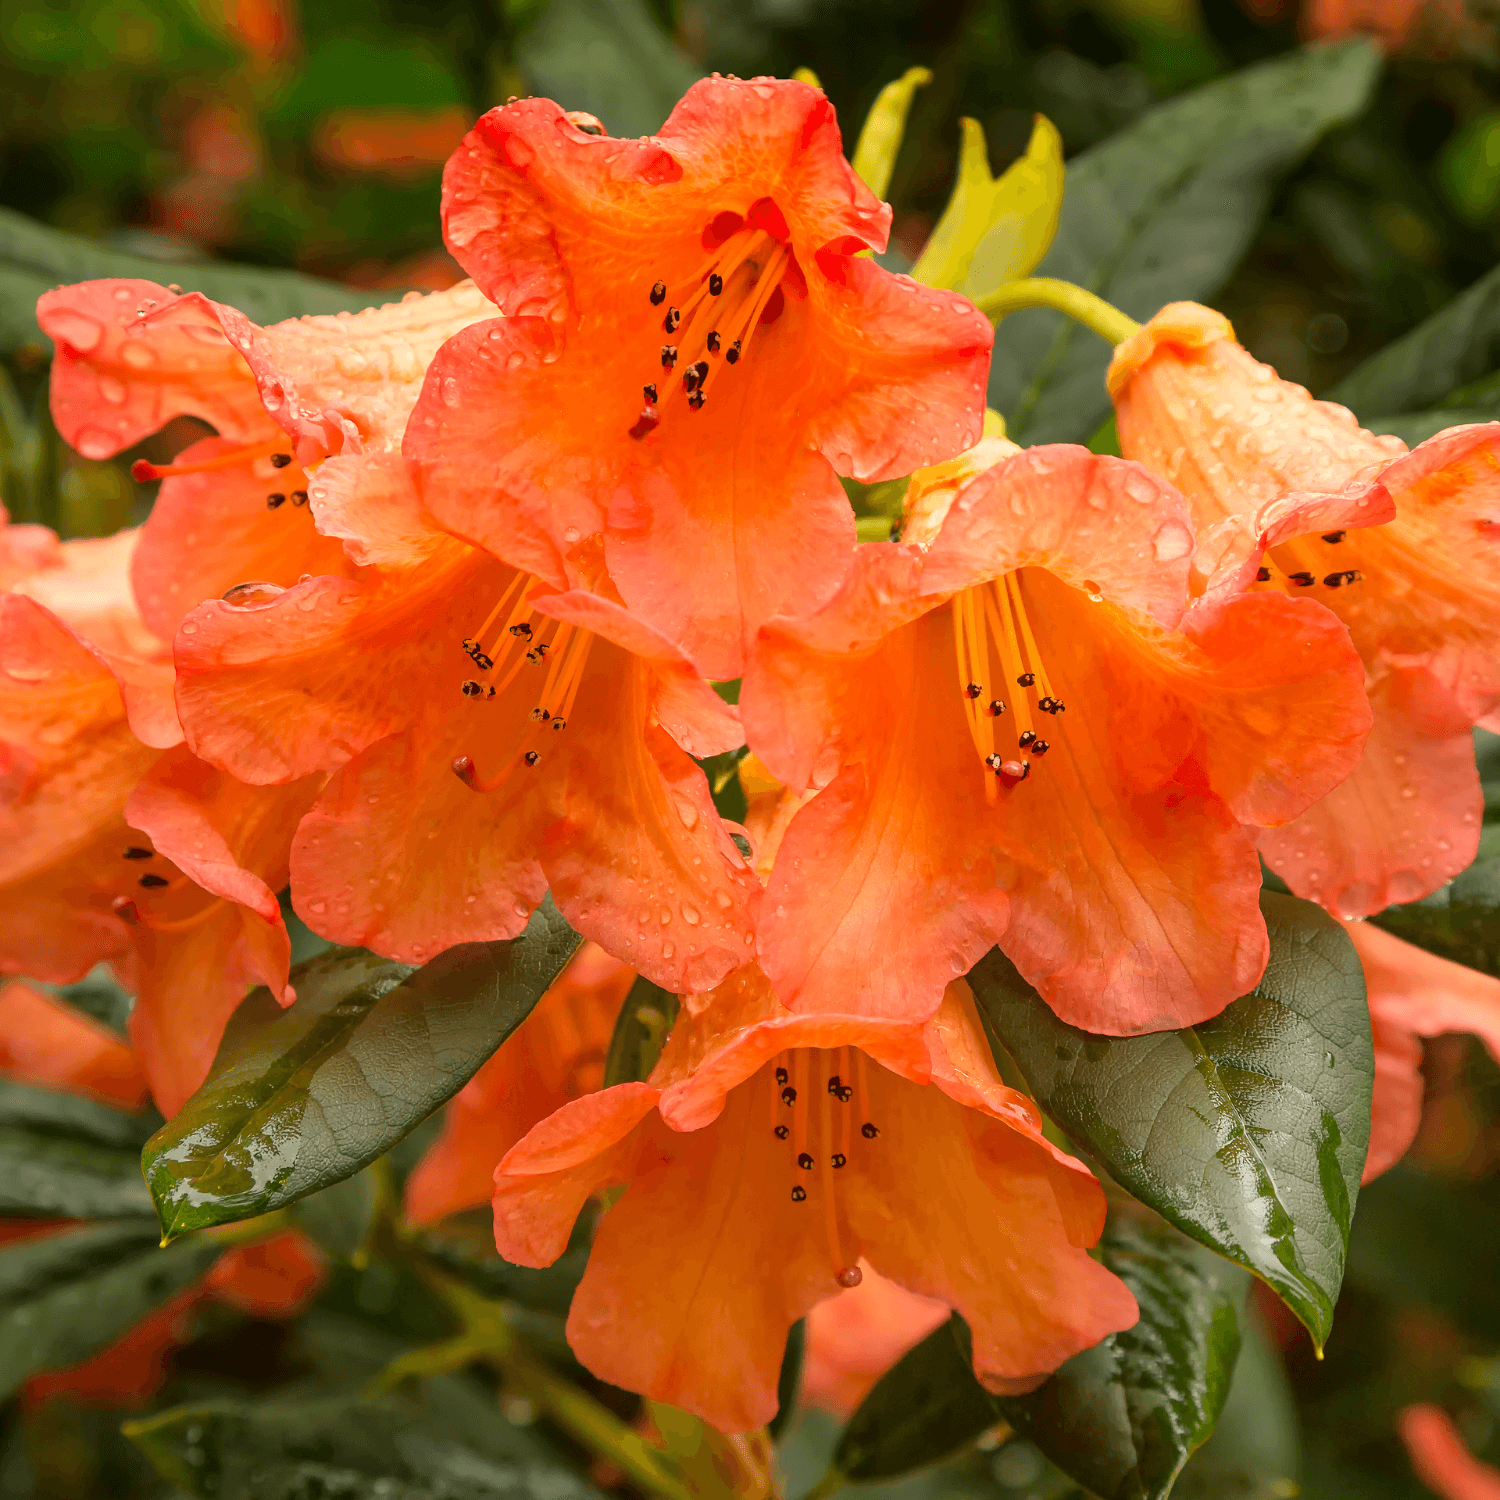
[48,310,103,351]
[120,341,154,368]
[98,375,127,404]
[681,904,700,925]
[221,580,285,609]
[662,941,676,959]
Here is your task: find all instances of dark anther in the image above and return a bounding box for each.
[1016,672,1035,687]
[551,717,566,730]
[509,622,533,638]
[965,682,982,699]
[663,307,681,334]
[985,753,1004,771]
[523,750,540,767]
[791,1186,807,1202]
[831,1153,847,1169]
[650,281,667,305]
[1032,739,1051,755]
[997,759,1030,787]
[291,490,308,506]
[709,273,723,296]
[861,1122,880,1139]
[660,345,678,369]
[1325,569,1363,587]
[139,873,169,888]
[270,453,293,468]
[266,492,286,509]
[1289,571,1316,587]
[776,1067,788,1085]
[687,389,705,410]
[1037,696,1065,714]
[686,360,709,390]
[123,847,153,860]
[706,330,721,353]
[1322,530,1346,544]
[827,1075,842,1095]
[726,340,742,365]
[774,1124,789,1140]
[530,707,550,721]
[781,1086,797,1105]
[837,1086,853,1102]
[629,405,661,440]
[797,1152,815,1170]
[1018,730,1037,749]
[1256,567,1271,581]
[643,383,658,404]
[988,699,1006,717]
[461,680,484,697]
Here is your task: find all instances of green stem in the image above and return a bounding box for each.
[506,1348,696,1500]
[972,278,1140,347]
[801,1466,849,1500]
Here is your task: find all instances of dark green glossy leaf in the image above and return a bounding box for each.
[0,1077,156,1218]
[603,976,681,1087]
[989,40,1381,444]
[973,891,1371,1349]
[412,1206,592,1316]
[770,1318,806,1445]
[832,1314,1000,1482]
[997,1214,1249,1500]
[516,0,701,139]
[125,1390,599,1500]
[1328,262,1500,425]
[1371,825,1500,977]
[0,1221,222,1399]
[0,206,388,356]
[143,899,582,1239]
[290,1167,379,1263]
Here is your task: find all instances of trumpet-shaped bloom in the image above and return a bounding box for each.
[405,941,635,1223]
[1109,302,1500,917]
[1341,919,1500,1182]
[39,276,496,637]
[1399,1405,1500,1500]
[404,76,993,677]
[0,523,316,1112]
[173,457,759,991]
[741,445,1370,1033]
[492,967,1137,1434]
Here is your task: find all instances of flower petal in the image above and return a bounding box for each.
[0,979,149,1108]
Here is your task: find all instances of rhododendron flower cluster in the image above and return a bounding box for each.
[7,68,1500,1464]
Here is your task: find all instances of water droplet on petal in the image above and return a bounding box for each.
[221,580,287,609]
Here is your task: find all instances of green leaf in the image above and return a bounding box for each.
[143,900,582,1239]
[412,1207,593,1316]
[0,206,389,356]
[851,67,933,201]
[0,1220,222,1399]
[913,114,1065,295]
[988,39,1381,444]
[997,1213,1249,1500]
[972,891,1371,1350]
[770,1318,806,1444]
[125,1390,599,1500]
[290,1168,379,1263]
[831,1314,1000,1482]
[1371,824,1500,977]
[516,0,702,139]
[1327,262,1500,425]
[603,975,681,1086]
[0,1077,157,1219]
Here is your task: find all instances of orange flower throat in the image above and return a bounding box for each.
[107,843,221,935]
[1252,530,1365,594]
[950,569,1067,802]
[629,206,792,439]
[449,571,597,794]
[764,1045,877,1290]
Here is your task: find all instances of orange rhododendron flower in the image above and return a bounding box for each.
[1110,302,1500,919]
[0,981,325,1407]
[801,1265,949,1416]
[1400,1405,1500,1500]
[171,458,758,989]
[38,275,495,639]
[740,445,1370,1032]
[405,941,635,1224]
[1340,919,1500,1182]
[403,76,993,678]
[492,966,1137,1434]
[0,518,318,1112]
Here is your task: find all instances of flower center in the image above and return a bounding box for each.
[950,570,1066,803]
[107,843,221,935]
[449,572,597,794]
[1253,531,1365,594]
[628,206,792,440]
[765,1044,875,1289]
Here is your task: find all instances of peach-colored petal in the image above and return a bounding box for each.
[0,979,149,1108]
[206,1231,326,1317]
[1365,1002,1424,1183]
[1400,1405,1500,1500]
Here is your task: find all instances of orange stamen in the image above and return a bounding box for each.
[131,437,291,482]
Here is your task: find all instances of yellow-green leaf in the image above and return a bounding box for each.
[913,114,1064,295]
[850,67,932,201]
